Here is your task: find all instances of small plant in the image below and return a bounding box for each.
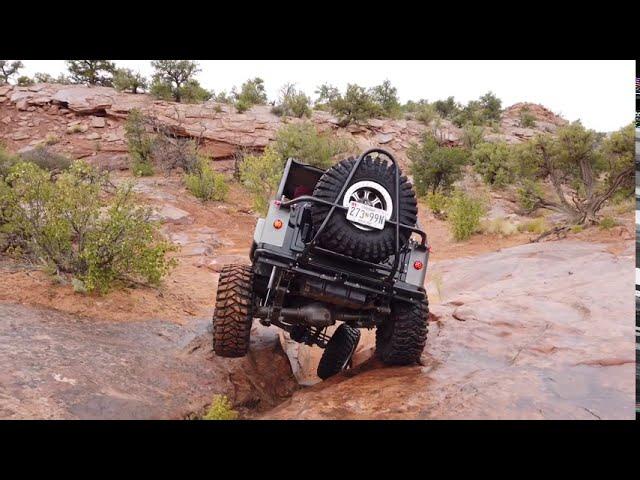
[518,217,547,234]
[414,103,439,125]
[271,83,311,118]
[0,145,18,178]
[233,77,268,112]
[425,191,450,219]
[202,394,238,420]
[272,122,354,170]
[19,146,71,171]
[519,106,536,128]
[125,109,154,176]
[240,146,283,215]
[461,124,485,150]
[598,216,618,230]
[44,134,60,145]
[67,124,86,134]
[184,157,229,202]
[446,191,485,241]
[408,132,469,196]
[570,224,584,234]
[471,141,514,188]
[481,217,518,236]
[327,84,382,126]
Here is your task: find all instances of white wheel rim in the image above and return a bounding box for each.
[342,180,393,231]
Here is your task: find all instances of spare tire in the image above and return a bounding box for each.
[311,155,418,263]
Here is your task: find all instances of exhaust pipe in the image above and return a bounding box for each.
[255,303,333,327]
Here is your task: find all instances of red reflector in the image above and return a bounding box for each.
[413,260,424,270]
[274,200,281,207]
[273,219,283,229]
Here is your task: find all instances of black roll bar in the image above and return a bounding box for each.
[280,148,426,285]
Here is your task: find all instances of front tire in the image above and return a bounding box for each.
[376,294,429,365]
[213,264,254,358]
[317,324,361,380]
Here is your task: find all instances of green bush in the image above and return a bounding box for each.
[519,106,536,128]
[452,92,502,127]
[19,146,71,172]
[328,84,382,126]
[125,109,154,176]
[516,179,544,213]
[408,132,469,196]
[370,80,401,118]
[446,191,485,241]
[425,191,450,219]
[0,160,176,293]
[414,103,439,125]
[461,124,485,150]
[598,216,618,230]
[272,83,311,118]
[0,145,18,178]
[432,97,460,119]
[112,68,148,94]
[240,146,283,215]
[234,77,268,112]
[272,122,354,170]
[471,142,514,188]
[17,75,34,86]
[184,158,229,202]
[202,395,238,420]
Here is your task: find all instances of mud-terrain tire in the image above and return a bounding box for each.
[376,294,429,365]
[212,264,254,358]
[311,155,418,263]
[317,324,361,380]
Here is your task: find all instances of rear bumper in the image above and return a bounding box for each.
[253,243,427,303]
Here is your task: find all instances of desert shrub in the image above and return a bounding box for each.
[0,60,24,84]
[18,146,72,172]
[44,134,60,145]
[598,216,618,230]
[432,97,460,119]
[233,77,268,112]
[66,60,116,87]
[452,92,502,127]
[17,75,34,86]
[446,191,485,241]
[202,395,238,420]
[461,124,485,150]
[125,109,154,176]
[519,106,536,128]
[112,68,148,94]
[518,217,547,234]
[513,122,634,224]
[150,60,204,103]
[184,158,228,202]
[481,217,518,236]
[516,179,544,213]
[271,122,354,170]
[314,84,340,111]
[570,224,584,234]
[151,135,199,175]
[239,146,283,215]
[414,103,439,125]
[425,191,450,219]
[0,160,175,293]
[370,80,401,118]
[327,84,382,126]
[66,124,86,134]
[0,145,18,178]
[408,132,469,196]
[471,141,514,188]
[271,83,311,118]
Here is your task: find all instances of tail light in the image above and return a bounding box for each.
[273,219,283,229]
[413,260,424,270]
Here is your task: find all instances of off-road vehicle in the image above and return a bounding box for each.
[213,148,430,379]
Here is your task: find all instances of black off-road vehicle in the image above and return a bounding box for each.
[213,149,430,379]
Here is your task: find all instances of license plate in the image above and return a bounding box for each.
[346,201,386,230]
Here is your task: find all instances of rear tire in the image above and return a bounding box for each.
[212,264,254,358]
[376,294,429,365]
[317,324,361,380]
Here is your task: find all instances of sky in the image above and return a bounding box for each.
[15,60,635,132]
